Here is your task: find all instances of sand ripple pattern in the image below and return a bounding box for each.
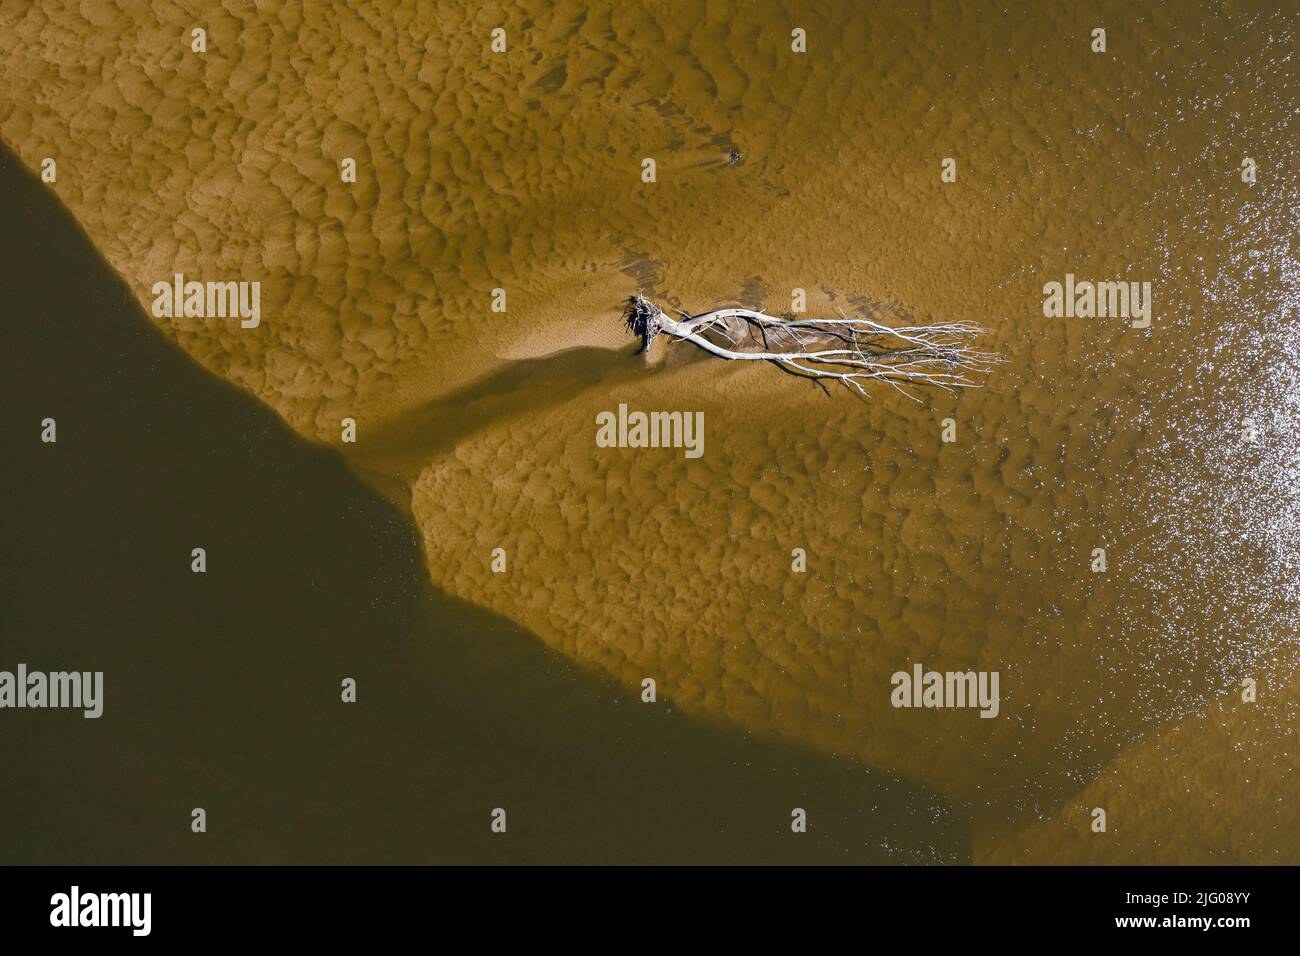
[2,0,1297,861]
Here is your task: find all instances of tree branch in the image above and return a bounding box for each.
[624,294,1002,399]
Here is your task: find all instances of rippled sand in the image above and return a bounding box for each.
[0,145,968,864]
[2,0,1296,861]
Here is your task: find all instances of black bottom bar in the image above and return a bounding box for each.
[0,865,1278,942]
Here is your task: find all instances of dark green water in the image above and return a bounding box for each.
[0,145,964,864]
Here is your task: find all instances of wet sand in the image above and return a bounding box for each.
[1,0,1297,862]
[0,145,964,863]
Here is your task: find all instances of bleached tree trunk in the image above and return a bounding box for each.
[624,294,1001,399]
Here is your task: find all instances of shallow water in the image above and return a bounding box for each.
[0,145,966,863]
[1,0,1297,862]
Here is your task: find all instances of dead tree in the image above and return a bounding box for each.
[623,294,1001,399]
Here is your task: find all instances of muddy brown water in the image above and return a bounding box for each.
[0,145,964,864]
[0,0,1297,864]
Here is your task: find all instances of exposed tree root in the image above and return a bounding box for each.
[624,294,1001,400]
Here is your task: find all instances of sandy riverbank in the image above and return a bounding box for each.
[3,0,1296,861]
